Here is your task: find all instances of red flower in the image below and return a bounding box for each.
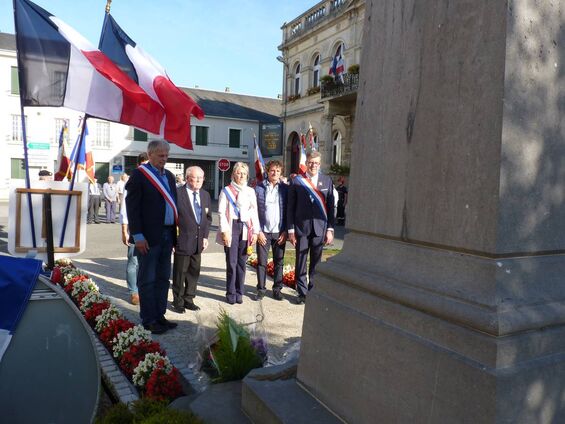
[84,301,110,326]
[144,367,184,402]
[99,318,135,349]
[250,258,258,268]
[266,261,275,277]
[50,267,62,284]
[282,270,296,289]
[119,341,165,379]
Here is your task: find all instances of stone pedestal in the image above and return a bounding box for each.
[296,1,565,423]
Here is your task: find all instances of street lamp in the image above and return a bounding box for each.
[276,55,289,173]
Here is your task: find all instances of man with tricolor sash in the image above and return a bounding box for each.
[125,140,179,334]
[287,150,335,304]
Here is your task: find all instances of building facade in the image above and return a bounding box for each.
[278,0,365,174]
[0,32,281,200]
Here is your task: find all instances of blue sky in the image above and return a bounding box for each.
[1,0,315,98]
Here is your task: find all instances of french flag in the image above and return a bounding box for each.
[99,13,205,150]
[14,0,165,134]
[54,123,70,181]
[68,119,95,183]
[254,135,266,183]
[299,133,308,176]
[0,256,42,364]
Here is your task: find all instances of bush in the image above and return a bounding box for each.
[95,403,134,424]
[320,75,334,83]
[348,64,360,74]
[206,310,263,382]
[143,409,203,424]
[97,398,203,424]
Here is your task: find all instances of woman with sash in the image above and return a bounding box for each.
[217,162,260,304]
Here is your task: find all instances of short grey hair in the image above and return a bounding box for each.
[231,162,249,181]
[185,166,204,179]
[147,140,170,155]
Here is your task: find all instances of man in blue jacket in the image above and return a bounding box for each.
[254,160,288,300]
[125,140,178,334]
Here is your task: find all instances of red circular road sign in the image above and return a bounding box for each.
[217,158,230,172]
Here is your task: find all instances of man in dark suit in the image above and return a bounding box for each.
[125,140,178,334]
[287,150,335,304]
[172,166,212,313]
[255,160,288,301]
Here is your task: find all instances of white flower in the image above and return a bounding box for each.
[112,325,151,359]
[132,352,172,387]
[94,305,122,332]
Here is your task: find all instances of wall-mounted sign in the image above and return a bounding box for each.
[261,123,283,157]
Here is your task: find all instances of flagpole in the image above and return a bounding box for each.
[58,114,90,247]
[13,0,37,249]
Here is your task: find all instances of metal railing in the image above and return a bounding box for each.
[321,72,359,99]
[285,0,349,42]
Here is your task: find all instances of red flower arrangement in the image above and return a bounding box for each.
[120,341,165,378]
[144,367,184,402]
[50,267,62,284]
[84,301,111,326]
[99,318,135,350]
[282,270,296,289]
[266,260,275,277]
[62,274,89,294]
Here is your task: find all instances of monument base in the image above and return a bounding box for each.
[295,234,565,423]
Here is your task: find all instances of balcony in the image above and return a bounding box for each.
[285,0,348,43]
[321,73,359,99]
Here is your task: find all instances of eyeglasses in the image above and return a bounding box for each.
[307,161,321,166]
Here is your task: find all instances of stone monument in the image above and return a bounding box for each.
[294,1,565,423]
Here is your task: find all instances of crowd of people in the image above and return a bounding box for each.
[83,140,345,335]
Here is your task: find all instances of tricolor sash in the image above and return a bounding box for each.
[295,175,328,221]
[223,185,254,246]
[138,164,178,225]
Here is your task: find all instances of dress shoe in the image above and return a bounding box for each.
[185,302,201,311]
[226,296,235,305]
[158,317,178,329]
[143,322,168,335]
[171,304,185,314]
[236,296,243,304]
[273,291,283,301]
[295,295,306,305]
[255,291,265,301]
[130,294,140,305]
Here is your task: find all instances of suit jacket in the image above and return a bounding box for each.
[125,166,177,247]
[255,180,288,233]
[287,173,335,237]
[176,186,212,255]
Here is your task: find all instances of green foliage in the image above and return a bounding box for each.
[95,402,133,424]
[211,309,263,382]
[143,409,203,424]
[329,164,350,175]
[97,399,202,424]
[348,64,360,74]
[320,75,334,83]
[131,398,169,421]
[307,86,321,95]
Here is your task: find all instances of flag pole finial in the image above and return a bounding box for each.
[105,0,112,13]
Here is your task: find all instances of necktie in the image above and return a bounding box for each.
[193,191,201,224]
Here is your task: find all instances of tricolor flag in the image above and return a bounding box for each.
[14,0,165,134]
[54,122,70,181]
[298,133,308,176]
[307,122,316,150]
[329,50,345,83]
[254,135,266,183]
[67,118,95,183]
[0,256,42,364]
[99,13,205,150]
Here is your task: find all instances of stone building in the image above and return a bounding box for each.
[278,0,365,174]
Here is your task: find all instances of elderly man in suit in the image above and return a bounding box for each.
[287,150,335,304]
[125,140,178,334]
[254,160,288,301]
[171,166,212,313]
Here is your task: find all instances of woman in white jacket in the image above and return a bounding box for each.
[217,162,260,304]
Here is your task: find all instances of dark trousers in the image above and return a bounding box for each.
[87,195,100,223]
[224,221,248,302]
[295,232,324,297]
[136,228,173,326]
[256,232,285,293]
[172,252,201,307]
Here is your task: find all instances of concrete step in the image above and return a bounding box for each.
[242,361,342,424]
[170,381,251,424]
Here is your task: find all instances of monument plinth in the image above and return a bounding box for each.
[297,1,565,423]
